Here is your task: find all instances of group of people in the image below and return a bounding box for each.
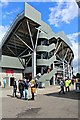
[13,78,38,100]
[58,78,71,94]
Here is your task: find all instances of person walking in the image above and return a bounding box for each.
[59,79,65,94]
[13,80,17,97]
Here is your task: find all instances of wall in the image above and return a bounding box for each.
[0,68,23,82]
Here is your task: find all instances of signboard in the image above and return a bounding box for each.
[6,70,14,76]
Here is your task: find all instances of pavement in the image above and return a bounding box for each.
[0,85,79,119]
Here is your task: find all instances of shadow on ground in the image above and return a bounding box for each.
[7,95,14,97]
[44,90,80,100]
[7,95,24,100]
[16,107,41,118]
[7,95,35,101]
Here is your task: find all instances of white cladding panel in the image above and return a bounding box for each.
[24,2,41,25]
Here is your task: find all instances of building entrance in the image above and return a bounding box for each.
[10,77,14,86]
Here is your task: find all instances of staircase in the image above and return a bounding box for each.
[39,68,57,82]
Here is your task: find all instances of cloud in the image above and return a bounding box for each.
[0,25,9,44]
[67,32,80,42]
[2,7,22,26]
[0,0,8,6]
[71,40,78,74]
[48,1,79,27]
[67,32,80,75]
[2,8,21,19]
[6,8,21,15]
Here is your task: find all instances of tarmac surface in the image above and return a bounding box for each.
[0,85,79,119]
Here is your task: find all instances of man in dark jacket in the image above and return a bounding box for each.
[13,80,17,97]
[19,80,24,99]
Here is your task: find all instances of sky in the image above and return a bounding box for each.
[0,0,80,75]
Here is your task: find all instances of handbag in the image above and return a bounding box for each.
[31,87,36,93]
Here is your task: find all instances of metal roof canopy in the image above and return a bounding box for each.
[2,3,41,59]
[55,38,74,64]
[49,37,74,64]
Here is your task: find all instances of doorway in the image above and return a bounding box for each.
[10,77,14,86]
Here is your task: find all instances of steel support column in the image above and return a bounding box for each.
[32,50,36,78]
[15,34,33,51]
[54,42,62,55]
[70,67,72,79]
[63,61,65,80]
[68,63,70,79]
[35,28,40,50]
[26,20,34,49]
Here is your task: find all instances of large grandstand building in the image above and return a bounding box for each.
[0,2,74,86]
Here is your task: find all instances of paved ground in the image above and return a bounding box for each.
[0,85,79,118]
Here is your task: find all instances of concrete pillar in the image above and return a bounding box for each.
[53,75,55,85]
[53,62,55,85]
[41,52,43,74]
[53,62,54,69]
[32,50,36,78]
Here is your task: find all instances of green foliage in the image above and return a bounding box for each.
[73,75,76,79]
[76,73,80,78]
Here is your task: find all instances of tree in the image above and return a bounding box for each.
[73,75,76,79]
[76,73,80,78]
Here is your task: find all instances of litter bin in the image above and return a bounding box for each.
[75,82,80,92]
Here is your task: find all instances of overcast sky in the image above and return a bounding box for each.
[0,0,80,75]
